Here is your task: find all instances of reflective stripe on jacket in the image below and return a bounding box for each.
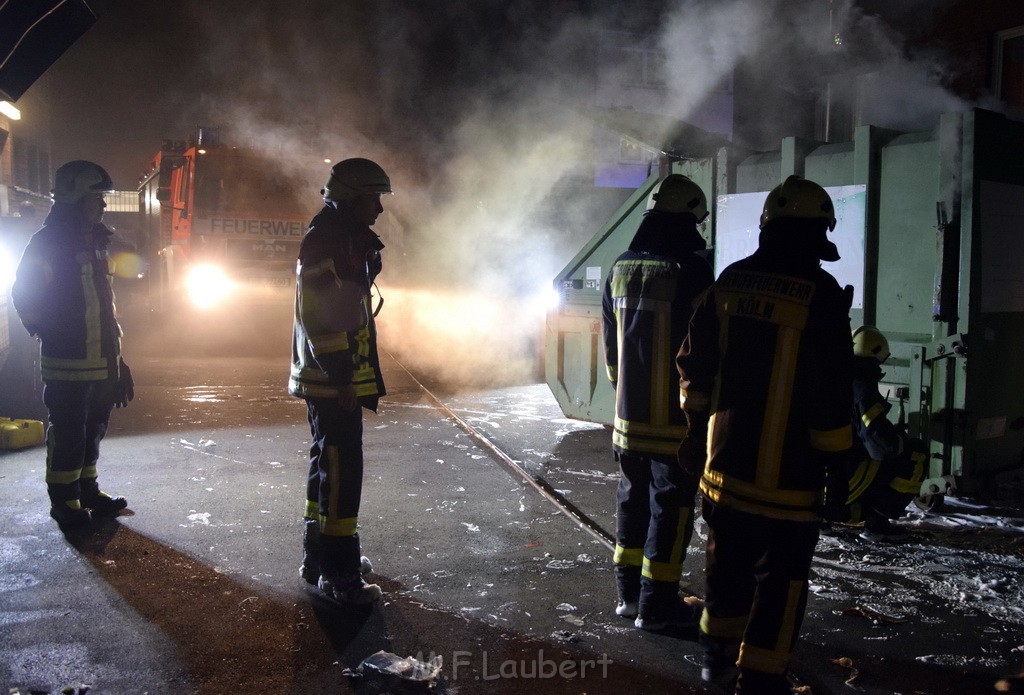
[602,248,713,455]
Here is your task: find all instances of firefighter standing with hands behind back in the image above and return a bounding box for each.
[602,174,714,632]
[677,175,854,694]
[11,160,134,529]
[289,158,391,607]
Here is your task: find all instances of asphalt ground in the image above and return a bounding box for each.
[1,337,1023,695]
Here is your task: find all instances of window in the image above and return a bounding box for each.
[994,26,1024,111]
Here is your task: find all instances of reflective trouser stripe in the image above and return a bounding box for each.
[701,611,748,640]
[738,580,804,675]
[322,515,358,536]
[642,506,693,581]
[614,545,643,567]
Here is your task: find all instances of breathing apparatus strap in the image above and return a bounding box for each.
[371,282,384,317]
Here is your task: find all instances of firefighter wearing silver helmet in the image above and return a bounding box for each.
[11,160,134,528]
[677,174,853,691]
[289,157,391,607]
[602,173,713,631]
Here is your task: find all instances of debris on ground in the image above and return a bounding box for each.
[344,650,444,693]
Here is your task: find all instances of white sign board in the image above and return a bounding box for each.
[714,185,867,309]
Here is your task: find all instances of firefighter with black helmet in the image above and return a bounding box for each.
[289,157,391,606]
[12,160,134,528]
[838,325,926,540]
[676,175,854,693]
[602,174,714,631]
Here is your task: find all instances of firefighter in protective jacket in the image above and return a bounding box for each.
[676,175,854,694]
[601,174,714,631]
[841,325,926,540]
[11,160,134,528]
[289,157,390,607]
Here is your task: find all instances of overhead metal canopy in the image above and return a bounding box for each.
[579,105,739,160]
[0,0,97,102]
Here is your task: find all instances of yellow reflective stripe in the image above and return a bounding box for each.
[46,469,82,485]
[301,258,336,280]
[890,458,925,494]
[861,402,886,428]
[322,516,358,536]
[612,432,682,456]
[606,364,617,382]
[738,580,804,675]
[809,425,853,452]
[680,388,710,412]
[63,499,83,511]
[81,256,102,363]
[309,332,350,353]
[700,473,820,522]
[650,302,671,423]
[81,465,97,479]
[40,367,110,381]
[304,500,319,519]
[846,460,879,503]
[758,326,799,489]
[613,417,687,439]
[642,556,682,582]
[700,610,748,640]
[614,545,643,567]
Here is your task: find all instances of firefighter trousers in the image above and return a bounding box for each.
[42,378,117,507]
[846,442,926,522]
[304,397,365,578]
[614,451,698,606]
[701,499,819,692]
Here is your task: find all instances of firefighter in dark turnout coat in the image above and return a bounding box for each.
[12,160,134,528]
[843,325,925,540]
[602,174,714,631]
[676,175,854,694]
[289,158,389,607]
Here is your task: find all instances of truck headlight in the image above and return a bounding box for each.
[185,264,233,309]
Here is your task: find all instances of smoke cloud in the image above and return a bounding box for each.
[34,0,1002,391]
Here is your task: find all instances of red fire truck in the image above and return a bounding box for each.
[137,128,314,316]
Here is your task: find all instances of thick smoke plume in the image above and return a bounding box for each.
[35,0,999,390]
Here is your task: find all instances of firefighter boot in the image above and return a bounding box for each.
[735,667,791,695]
[700,633,740,692]
[635,580,700,633]
[299,518,322,585]
[49,499,92,529]
[300,521,372,584]
[318,535,381,608]
[614,564,641,617]
[48,481,91,528]
[80,478,128,516]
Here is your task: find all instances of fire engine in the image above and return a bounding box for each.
[137,128,314,314]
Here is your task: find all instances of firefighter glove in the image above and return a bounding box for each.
[677,412,709,477]
[115,358,134,408]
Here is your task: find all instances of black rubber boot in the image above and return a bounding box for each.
[299,518,321,585]
[80,479,128,516]
[49,499,92,528]
[614,564,641,617]
[318,535,381,608]
[700,632,740,692]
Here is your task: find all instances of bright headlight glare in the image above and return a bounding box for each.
[184,264,233,309]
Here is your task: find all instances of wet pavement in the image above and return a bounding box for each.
[1,337,1023,694]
